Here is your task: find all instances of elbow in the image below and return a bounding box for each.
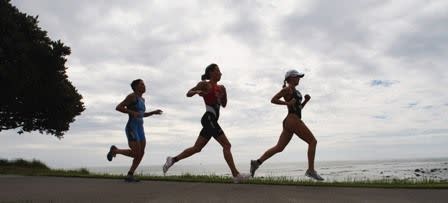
[270,98,276,104]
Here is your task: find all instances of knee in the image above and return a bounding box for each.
[309,138,317,147]
[192,146,202,153]
[222,143,231,152]
[276,145,286,153]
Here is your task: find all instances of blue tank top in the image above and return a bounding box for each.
[128,96,146,123]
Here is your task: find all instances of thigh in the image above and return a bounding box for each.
[214,133,231,148]
[275,129,294,148]
[287,118,316,144]
[139,140,146,152]
[128,140,140,151]
[136,124,145,142]
[193,134,211,149]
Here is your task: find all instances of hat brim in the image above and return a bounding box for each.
[287,74,304,79]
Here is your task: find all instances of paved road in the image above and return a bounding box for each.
[1,175,447,202]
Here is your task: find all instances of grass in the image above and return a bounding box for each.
[1,158,448,189]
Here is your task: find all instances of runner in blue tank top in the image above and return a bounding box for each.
[250,69,324,181]
[107,79,163,182]
[162,63,250,183]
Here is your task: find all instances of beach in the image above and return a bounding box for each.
[1,175,447,202]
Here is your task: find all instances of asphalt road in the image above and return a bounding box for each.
[1,175,447,202]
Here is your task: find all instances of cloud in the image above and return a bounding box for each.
[3,0,448,168]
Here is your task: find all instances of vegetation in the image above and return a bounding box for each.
[0,0,84,138]
[1,158,448,188]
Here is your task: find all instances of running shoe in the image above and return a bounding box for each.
[233,173,251,183]
[163,156,174,174]
[124,174,140,182]
[305,169,324,181]
[107,145,117,162]
[250,160,261,177]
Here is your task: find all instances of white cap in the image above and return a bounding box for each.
[285,69,304,79]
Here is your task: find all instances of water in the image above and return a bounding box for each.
[87,158,448,182]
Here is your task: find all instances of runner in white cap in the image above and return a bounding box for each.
[250,69,324,181]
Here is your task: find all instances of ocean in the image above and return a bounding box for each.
[87,157,448,182]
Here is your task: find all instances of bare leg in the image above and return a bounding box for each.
[113,148,134,158]
[174,136,209,161]
[128,140,145,174]
[258,129,294,162]
[288,118,317,170]
[214,134,239,177]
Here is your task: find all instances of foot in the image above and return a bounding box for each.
[163,156,174,174]
[107,145,117,161]
[305,169,324,181]
[250,160,261,177]
[233,173,251,183]
[124,174,140,182]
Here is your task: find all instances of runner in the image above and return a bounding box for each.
[162,64,250,183]
[107,79,163,182]
[250,70,324,181]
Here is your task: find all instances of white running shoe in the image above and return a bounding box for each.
[250,160,261,177]
[233,173,251,183]
[305,169,324,181]
[163,156,174,174]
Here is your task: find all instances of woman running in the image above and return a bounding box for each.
[250,70,324,181]
[107,79,163,182]
[162,63,250,183]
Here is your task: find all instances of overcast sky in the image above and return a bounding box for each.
[2,0,447,169]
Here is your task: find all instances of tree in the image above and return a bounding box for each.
[0,0,85,138]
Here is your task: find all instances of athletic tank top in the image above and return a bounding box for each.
[128,96,146,122]
[287,89,302,119]
[203,83,221,119]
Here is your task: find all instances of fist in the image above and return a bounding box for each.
[304,94,311,101]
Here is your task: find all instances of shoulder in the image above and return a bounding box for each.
[281,87,293,95]
[197,81,209,89]
[126,93,138,102]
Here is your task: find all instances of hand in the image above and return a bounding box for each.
[304,94,311,101]
[153,109,163,115]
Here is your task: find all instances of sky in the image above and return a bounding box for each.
[1,0,448,169]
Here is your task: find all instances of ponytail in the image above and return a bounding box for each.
[201,74,208,81]
[282,80,287,88]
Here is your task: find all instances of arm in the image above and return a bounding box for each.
[186,81,207,97]
[301,94,311,109]
[143,109,163,117]
[271,87,295,106]
[116,94,140,118]
[218,85,227,107]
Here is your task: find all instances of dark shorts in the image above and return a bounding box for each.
[199,112,224,140]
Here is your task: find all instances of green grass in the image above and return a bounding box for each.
[1,158,448,188]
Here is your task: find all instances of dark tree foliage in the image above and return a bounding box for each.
[0,0,85,138]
